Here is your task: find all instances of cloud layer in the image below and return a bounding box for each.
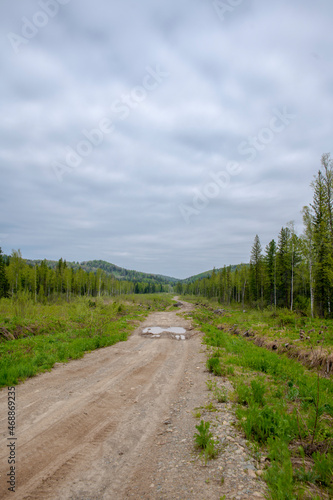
[1,0,332,278]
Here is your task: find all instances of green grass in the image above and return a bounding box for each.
[0,294,173,387]
[189,301,333,499]
[183,295,333,351]
[194,419,219,464]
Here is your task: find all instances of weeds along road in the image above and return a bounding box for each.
[0,300,199,499]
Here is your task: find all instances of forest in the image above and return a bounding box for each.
[1,153,333,319]
[180,154,333,318]
[0,252,171,301]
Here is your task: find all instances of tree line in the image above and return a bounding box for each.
[0,251,169,301]
[181,153,333,318]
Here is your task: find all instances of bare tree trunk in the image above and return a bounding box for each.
[242,280,246,307]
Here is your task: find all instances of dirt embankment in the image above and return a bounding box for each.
[217,321,333,376]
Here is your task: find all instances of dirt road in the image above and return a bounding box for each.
[0,301,193,499]
[0,300,265,499]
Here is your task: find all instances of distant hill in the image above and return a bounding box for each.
[25,258,180,285]
[180,265,241,284]
[21,257,245,286]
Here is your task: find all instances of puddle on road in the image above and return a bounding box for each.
[141,326,190,340]
[143,327,186,334]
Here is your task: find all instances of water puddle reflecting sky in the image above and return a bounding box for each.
[143,327,186,334]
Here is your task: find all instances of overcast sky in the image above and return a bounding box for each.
[1,0,332,279]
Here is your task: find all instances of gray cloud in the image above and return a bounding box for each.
[1,0,333,279]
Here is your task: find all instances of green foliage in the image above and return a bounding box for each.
[293,466,318,484]
[235,380,252,405]
[194,420,219,464]
[0,247,9,299]
[194,420,213,449]
[3,251,174,302]
[204,401,217,412]
[206,356,224,376]
[250,234,263,304]
[206,379,214,391]
[182,153,333,319]
[265,438,295,500]
[277,311,297,327]
[251,378,266,406]
[193,301,333,498]
[214,386,228,403]
[234,378,266,407]
[312,452,333,487]
[203,439,219,461]
[0,294,173,387]
[238,404,297,444]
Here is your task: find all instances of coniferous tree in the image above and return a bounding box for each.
[301,206,315,317]
[250,235,263,304]
[277,227,291,308]
[321,153,333,245]
[264,240,277,308]
[311,169,332,316]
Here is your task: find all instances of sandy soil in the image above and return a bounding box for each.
[0,300,266,500]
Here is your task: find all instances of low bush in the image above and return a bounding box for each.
[206,356,225,376]
[194,420,219,464]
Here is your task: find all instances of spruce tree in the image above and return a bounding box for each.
[311,169,332,316]
[277,227,291,308]
[250,234,263,304]
[264,240,277,308]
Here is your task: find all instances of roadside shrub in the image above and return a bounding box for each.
[194,420,219,464]
[239,404,297,444]
[206,356,224,376]
[293,296,310,316]
[214,386,228,403]
[235,380,252,406]
[313,452,333,487]
[194,420,213,449]
[276,310,297,327]
[265,438,294,500]
[251,378,266,406]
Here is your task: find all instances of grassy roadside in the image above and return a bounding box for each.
[183,296,333,376]
[183,297,333,499]
[0,294,173,388]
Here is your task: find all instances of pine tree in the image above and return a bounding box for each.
[264,240,277,308]
[250,235,263,305]
[311,169,332,316]
[321,153,333,245]
[277,227,291,308]
[287,221,301,312]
